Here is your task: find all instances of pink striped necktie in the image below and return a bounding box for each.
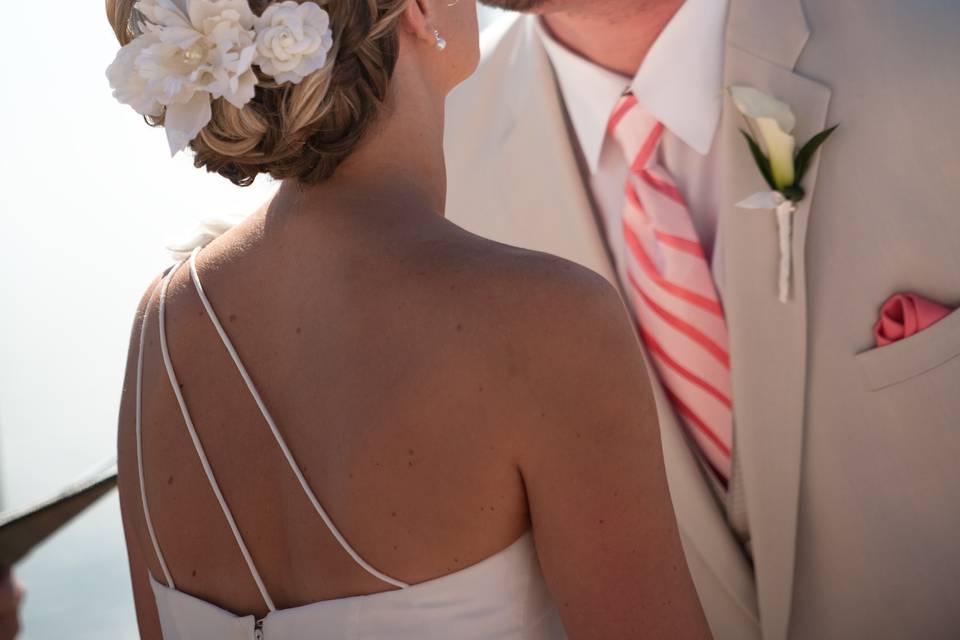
[608,94,733,485]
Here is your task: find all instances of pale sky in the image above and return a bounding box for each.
[0,4,506,637]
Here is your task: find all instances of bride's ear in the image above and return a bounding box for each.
[399,0,439,47]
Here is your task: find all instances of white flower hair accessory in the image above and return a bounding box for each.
[107,0,335,156]
[255,1,334,84]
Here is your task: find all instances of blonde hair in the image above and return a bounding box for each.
[107,0,408,186]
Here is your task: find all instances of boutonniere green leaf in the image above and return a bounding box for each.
[792,125,839,194]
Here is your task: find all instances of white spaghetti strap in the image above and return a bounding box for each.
[159,261,278,612]
[187,247,410,590]
[136,276,176,589]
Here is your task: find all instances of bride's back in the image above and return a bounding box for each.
[108,0,710,636]
[121,200,568,615]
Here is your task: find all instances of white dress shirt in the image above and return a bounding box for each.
[538,0,730,278]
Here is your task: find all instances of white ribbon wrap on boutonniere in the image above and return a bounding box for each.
[736,191,796,303]
[729,86,837,304]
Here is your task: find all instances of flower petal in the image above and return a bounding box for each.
[756,117,797,189]
[729,86,796,134]
[164,91,212,155]
[107,34,165,116]
[187,0,255,30]
[222,68,257,108]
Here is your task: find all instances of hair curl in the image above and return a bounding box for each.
[107,0,408,186]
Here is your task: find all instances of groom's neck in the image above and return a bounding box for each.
[540,0,683,76]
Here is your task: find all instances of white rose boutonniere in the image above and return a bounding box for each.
[729,86,837,303]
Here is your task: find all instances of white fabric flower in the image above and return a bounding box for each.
[729,86,797,190]
[107,33,166,118]
[255,1,333,84]
[166,213,245,260]
[107,0,259,155]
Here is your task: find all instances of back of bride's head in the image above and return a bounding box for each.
[106,0,409,186]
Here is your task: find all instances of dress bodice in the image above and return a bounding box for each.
[150,532,564,640]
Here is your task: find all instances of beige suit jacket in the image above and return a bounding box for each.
[444,1,960,638]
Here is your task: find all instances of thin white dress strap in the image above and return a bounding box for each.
[159,260,278,612]
[136,275,176,589]
[187,247,410,589]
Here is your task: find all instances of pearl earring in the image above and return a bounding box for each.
[433,29,447,51]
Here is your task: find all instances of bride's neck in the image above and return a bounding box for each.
[278,55,448,219]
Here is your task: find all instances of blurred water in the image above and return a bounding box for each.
[0,5,508,638]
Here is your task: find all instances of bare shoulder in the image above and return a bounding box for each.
[419,222,632,346]
[401,221,647,414]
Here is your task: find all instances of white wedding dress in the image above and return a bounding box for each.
[135,247,567,639]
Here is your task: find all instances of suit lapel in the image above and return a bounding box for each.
[720,2,832,638]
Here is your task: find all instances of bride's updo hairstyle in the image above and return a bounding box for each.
[107,0,408,186]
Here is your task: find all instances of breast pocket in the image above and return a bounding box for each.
[855,306,960,391]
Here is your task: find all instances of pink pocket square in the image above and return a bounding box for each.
[874,293,952,347]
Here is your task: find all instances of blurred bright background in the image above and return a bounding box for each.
[0,3,507,637]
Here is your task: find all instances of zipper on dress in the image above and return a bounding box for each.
[254,617,265,640]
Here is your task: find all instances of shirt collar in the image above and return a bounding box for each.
[538,0,729,172]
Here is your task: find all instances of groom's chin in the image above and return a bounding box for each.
[480,0,557,13]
